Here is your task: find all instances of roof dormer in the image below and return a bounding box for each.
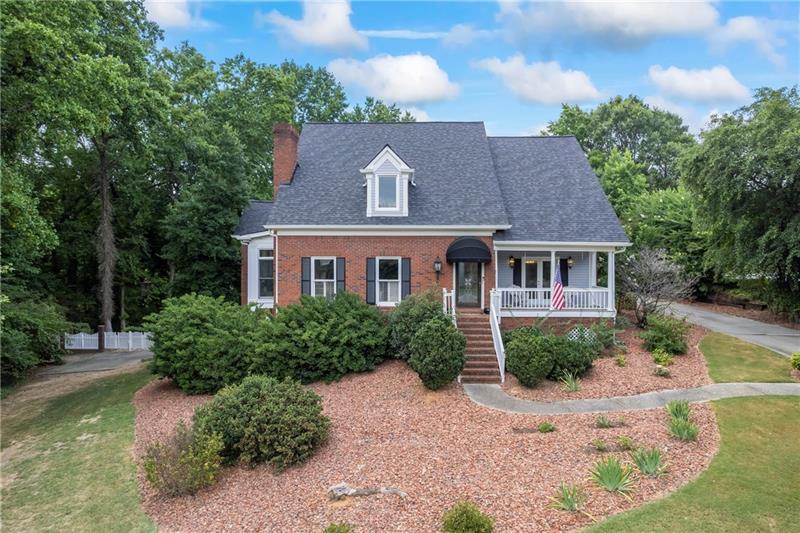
[360,145,414,217]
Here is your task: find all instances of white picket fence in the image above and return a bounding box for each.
[64,331,153,351]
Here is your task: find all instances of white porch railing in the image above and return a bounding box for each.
[442,288,456,326]
[496,287,610,310]
[489,290,506,383]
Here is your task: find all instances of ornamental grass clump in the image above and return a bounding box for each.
[549,482,588,513]
[595,415,624,429]
[652,348,674,366]
[666,400,690,421]
[589,457,636,497]
[537,421,556,433]
[669,418,700,442]
[441,501,495,533]
[616,435,636,451]
[614,354,627,367]
[631,447,668,477]
[591,438,608,452]
[559,371,581,392]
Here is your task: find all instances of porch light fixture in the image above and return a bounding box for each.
[525,258,537,265]
[434,256,442,280]
[567,256,574,269]
[507,256,516,269]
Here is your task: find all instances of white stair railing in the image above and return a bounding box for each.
[489,289,506,383]
[442,288,457,326]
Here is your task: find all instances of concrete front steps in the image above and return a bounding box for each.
[457,310,501,384]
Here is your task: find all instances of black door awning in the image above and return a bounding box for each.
[446,237,492,263]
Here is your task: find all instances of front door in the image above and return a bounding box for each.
[456,262,481,307]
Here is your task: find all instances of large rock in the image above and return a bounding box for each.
[327,482,407,501]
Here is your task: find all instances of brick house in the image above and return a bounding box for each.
[233,122,630,382]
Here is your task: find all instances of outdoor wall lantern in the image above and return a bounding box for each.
[507,256,516,269]
[434,256,442,280]
[567,256,575,269]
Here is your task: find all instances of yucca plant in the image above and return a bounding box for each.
[595,415,623,429]
[549,482,587,512]
[669,418,699,441]
[591,438,608,452]
[538,421,556,433]
[559,371,581,392]
[631,447,668,477]
[616,435,635,451]
[665,399,690,421]
[589,457,636,498]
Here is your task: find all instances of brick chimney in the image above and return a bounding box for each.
[273,123,299,200]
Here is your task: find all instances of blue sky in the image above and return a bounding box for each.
[146,1,799,135]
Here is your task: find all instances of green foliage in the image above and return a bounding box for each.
[616,436,636,451]
[547,336,598,379]
[595,416,624,429]
[631,447,667,478]
[388,288,449,360]
[408,318,466,390]
[597,149,648,216]
[549,482,587,512]
[144,294,268,394]
[193,375,329,468]
[538,421,556,433]
[791,353,800,371]
[614,354,627,367]
[142,421,223,497]
[323,524,354,533]
[559,371,581,392]
[669,418,700,442]
[441,501,495,533]
[652,349,674,366]
[502,325,543,345]
[640,314,690,355]
[681,87,800,317]
[590,457,636,495]
[253,293,388,384]
[341,96,416,123]
[592,438,609,452]
[505,334,554,387]
[666,400,690,421]
[590,320,617,351]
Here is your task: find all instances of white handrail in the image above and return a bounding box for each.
[489,289,506,383]
[442,288,457,326]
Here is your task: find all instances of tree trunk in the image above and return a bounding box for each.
[96,136,116,332]
[120,283,126,332]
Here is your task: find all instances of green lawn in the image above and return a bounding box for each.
[700,332,793,383]
[1,369,155,532]
[591,396,800,532]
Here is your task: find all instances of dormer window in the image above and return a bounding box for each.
[361,145,414,217]
[377,174,399,209]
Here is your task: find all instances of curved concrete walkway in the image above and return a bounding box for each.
[463,382,800,415]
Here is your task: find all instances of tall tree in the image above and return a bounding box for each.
[680,87,800,316]
[280,60,348,125]
[596,149,648,216]
[341,97,416,123]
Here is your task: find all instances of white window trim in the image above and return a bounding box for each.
[376,256,402,307]
[310,256,337,298]
[258,249,275,300]
[375,173,400,211]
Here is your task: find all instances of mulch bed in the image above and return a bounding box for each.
[134,361,719,531]
[503,326,711,402]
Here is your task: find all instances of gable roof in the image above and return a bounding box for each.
[489,136,629,243]
[233,200,273,236]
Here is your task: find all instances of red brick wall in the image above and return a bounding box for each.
[499,316,605,334]
[276,235,494,308]
[273,123,298,200]
[240,243,248,305]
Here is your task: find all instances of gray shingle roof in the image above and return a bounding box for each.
[233,122,629,244]
[489,136,629,243]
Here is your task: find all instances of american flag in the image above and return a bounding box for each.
[552,266,566,310]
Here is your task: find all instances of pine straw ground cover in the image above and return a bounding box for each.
[134,361,719,532]
[503,326,711,402]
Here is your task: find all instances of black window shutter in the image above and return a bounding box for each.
[366,257,376,304]
[301,257,311,295]
[401,258,411,299]
[559,258,569,286]
[336,257,346,293]
[512,258,521,286]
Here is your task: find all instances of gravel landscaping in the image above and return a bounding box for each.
[134,360,719,531]
[504,326,711,402]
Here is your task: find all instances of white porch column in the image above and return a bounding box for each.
[608,251,616,311]
[549,250,556,309]
[590,252,597,287]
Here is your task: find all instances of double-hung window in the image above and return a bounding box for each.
[312,257,336,298]
[377,174,398,209]
[377,257,401,305]
[258,249,274,299]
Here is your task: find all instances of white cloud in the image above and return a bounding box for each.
[144,0,213,29]
[645,95,721,134]
[442,24,498,46]
[523,122,550,136]
[710,16,788,67]
[648,65,749,103]
[404,107,432,121]
[259,0,367,51]
[475,54,600,104]
[328,54,459,103]
[497,1,718,45]
[360,29,446,40]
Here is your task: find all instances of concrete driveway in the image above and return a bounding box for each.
[40,349,152,375]
[669,303,800,356]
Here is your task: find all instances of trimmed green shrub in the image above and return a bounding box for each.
[538,421,556,433]
[790,352,800,371]
[252,292,388,384]
[652,348,674,366]
[388,288,449,360]
[505,334,554,387]
[142,421,223,496]
[193,375,329,468]
[502,325,543,345]
[547,336,597,379]
[442,501,495,533]
[408,318,466,390]
[590,320,617,351]
[640,314,690,355]
[144,294,268,394]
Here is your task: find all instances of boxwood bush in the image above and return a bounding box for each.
[144,294,268,394]
[505,334,554,387]
[388,288,449,360]
[252,292,388,383]
[547,336,597,379]
[408,318,466,390]
[193,375,329,469]
[640,314,690,355]
[442,501,495,533]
